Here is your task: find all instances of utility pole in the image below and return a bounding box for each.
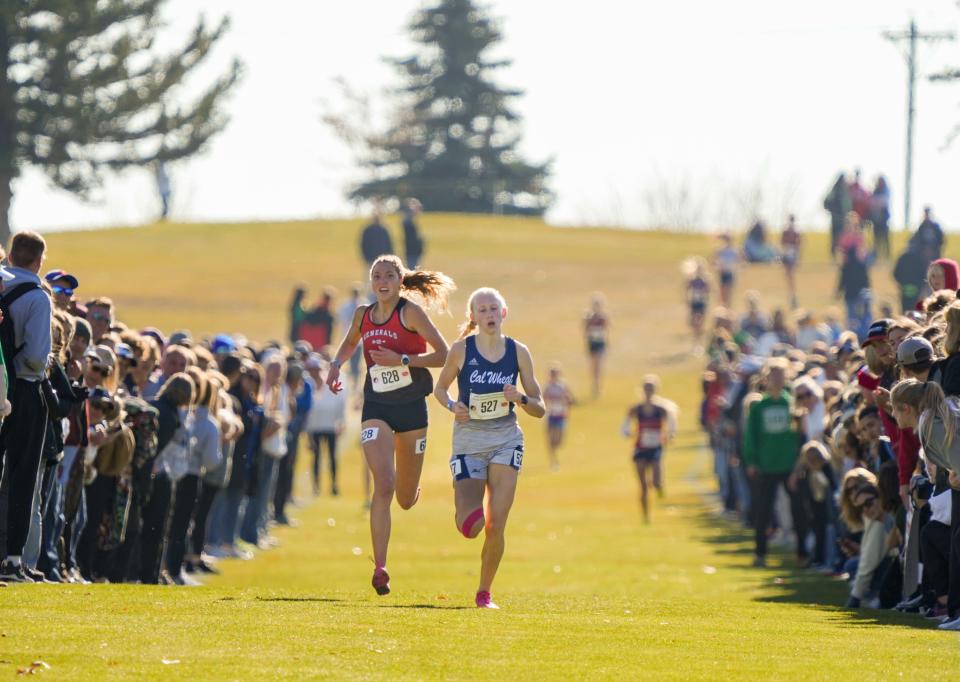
[884,20,954,230]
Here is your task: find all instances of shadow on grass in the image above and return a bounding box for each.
[254,596,345,603]
[690,506,940,630]
[372,604,473,611]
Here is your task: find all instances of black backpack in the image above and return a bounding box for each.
[0,282,41,396]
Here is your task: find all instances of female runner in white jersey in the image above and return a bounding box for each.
[434,288,545,608]
[326,255,454,595]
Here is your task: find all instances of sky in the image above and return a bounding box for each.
[10,0,960,233]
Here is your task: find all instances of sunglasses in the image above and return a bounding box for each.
[796,392,812,400]
[856,496,877,511]
[51,285,74,296]
[89,313,111,322]
[89,364,111,377]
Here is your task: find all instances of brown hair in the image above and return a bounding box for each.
[890,317,921,338]
[924,290,956,318]
[85,296,115,314]
[944,302,960,356]
[370,254,455,312]
[51,310,75,364]
[8,231,46,268]
[158,372,195,407]
[119,330,145,360]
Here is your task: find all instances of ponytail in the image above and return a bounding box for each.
[458,319,478,340]
[925,381,956,449]
[401,270,456,311]
[370,255,456,312]
[892,378,955,449]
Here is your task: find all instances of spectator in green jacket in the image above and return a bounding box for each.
[743,357,804,567]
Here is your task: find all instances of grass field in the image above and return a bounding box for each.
[3,216,959,680]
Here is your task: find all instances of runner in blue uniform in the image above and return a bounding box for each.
[434,288,545,609]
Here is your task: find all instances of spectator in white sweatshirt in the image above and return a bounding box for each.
[304,355,346,496]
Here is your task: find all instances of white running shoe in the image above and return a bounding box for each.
[938,616,960,630]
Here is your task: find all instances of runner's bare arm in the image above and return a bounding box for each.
[331,305,365,365]
[509,342,545,418]
[326,305,366,390]
[433,341,469,422]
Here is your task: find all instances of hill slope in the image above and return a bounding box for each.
[4,217,953,680]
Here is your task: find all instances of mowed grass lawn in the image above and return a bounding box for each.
[3,216,959,680]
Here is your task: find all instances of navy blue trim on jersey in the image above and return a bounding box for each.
[451,454,471,481]
[509,444,524,470]
[457,336,519,413]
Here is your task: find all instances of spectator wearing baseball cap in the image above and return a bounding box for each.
[210,334,236,356]
[897,337,937,381]
[44,269,79,312]
[140,327,166,349]
[861,319,893,350]
[168,330,193,348]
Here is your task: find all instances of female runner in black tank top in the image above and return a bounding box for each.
[327,255,454,595]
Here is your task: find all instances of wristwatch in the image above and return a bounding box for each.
[331,359,342,369]
[401,354,411,366]
[520,394,529,405]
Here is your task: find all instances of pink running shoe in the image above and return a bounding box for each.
[372,567,390,596]
[475,591,499,609]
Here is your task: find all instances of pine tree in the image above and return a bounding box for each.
[348,0,552,215]
[0,0,241,242]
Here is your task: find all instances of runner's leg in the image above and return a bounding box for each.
[454,477,486,538]
[394,428,427,509]
[479,463,519,593]
[362,420,395,568]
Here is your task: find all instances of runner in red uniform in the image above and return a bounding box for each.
[622,375,677,523]
[326,255,454,595]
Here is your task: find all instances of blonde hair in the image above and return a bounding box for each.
[801,440,831,468]
[681,256,708,280]
[792,375,823,401]
[840,467,877,531]
[863,345,885,375]
[762,356,789,378]
[458,287,507,339]
[891,378,956,450]
[370,254,456,312]
[185,366,207,407]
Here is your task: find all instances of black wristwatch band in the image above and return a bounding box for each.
[520,394,528,405]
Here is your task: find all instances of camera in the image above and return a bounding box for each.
[910,474,933,501]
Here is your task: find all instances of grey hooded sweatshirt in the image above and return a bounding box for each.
[3,266,51,381]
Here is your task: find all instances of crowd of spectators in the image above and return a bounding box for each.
[0,231,346,586]
[701,260,960,628]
